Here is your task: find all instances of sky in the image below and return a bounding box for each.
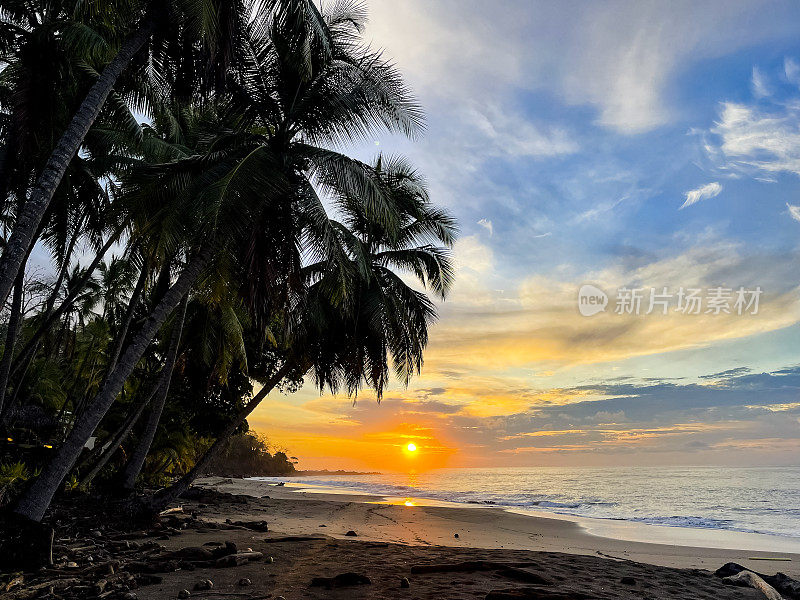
[251,0,800,471]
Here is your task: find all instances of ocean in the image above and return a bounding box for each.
[251,465,800,539]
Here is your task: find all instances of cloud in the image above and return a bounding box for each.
[366,0,800,135]
[707,102,800,176]
[477,218,493,236]
[785,57,800,86]
[680,182,722,209]
[751,66,771,98]
[787,203,800,222]
[468,103,578,158]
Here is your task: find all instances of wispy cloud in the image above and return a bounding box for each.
[477,218,494,236]
[751,66,771,98]
[680,182,722,209]
[707,102,800,176]
[468,103,578,158]
[786,203,800,222]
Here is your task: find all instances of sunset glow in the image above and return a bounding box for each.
[406,443,417,453]
[247,1,800,473]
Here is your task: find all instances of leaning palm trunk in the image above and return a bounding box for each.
[107,261,149,374]
[119,295,188,492]
[77,384,154,489]
[12,246,213,523]
[0,269,25,416]
[148,361,297,511]
[0,18,155,309]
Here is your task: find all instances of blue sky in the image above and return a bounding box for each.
[253,1,800,468]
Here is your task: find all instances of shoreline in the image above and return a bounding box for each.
[248,476,800,554]
[196,476,800,577]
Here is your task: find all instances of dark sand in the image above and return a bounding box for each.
[127,477,800,599]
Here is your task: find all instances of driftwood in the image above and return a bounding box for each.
[496,567,553,585]
[723,571,783,600]
[484,589,591,600]
[411,560,537,574]
[716,562,800,599]
[3,577,80,599]
[262,535,324,543]
[310,572,372,589]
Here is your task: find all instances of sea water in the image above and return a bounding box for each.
[251,465,800,539]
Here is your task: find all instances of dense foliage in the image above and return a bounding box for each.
[0,0,455,523]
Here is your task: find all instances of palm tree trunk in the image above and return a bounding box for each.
[0,18,155,310]
[0,269,25,417]
[77,380,156,489]
[12,245,213,523]
[107,261,148,374]
[42,223,82,317]
[120,294,188,491]
[148,361,297,511]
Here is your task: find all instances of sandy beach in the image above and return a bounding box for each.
[122,476,800,599]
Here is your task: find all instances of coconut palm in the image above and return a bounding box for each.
[148,155,456,510]
[0,0,265,311]
[10,0,427,525]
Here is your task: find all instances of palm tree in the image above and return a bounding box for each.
[0,0,262,310]
[149,155,456,510]
[10,0,425,524]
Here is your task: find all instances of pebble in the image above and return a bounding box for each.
[400,577,410,588]
[620,576,636,585]
[345,530,358,536]
[193,579,213,590]
[238,578,252,586]
[454,533,459,539]
[121,594,137,600]
[266,556,274,563]
[178,590,191,599]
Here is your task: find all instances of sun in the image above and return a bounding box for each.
[406,442,417,452]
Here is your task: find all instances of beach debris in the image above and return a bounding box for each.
[2,573,24,592]
[263,535,323,543]
[228,519,270,532]
[749,557,793,561]
[214,551,264,567]
[485,589,590,600]
[178,589,191,598]
[159,506,184,517]
[193,578,214,590]
[400,577,410,588]
[722,571,782,600]
[238,577,252,586]
[620,576,636,585]
[411,560,538,574]
[310,572,372,589]
[345,530,358,536]
[496,567,553,585]
[715,562,800,599]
